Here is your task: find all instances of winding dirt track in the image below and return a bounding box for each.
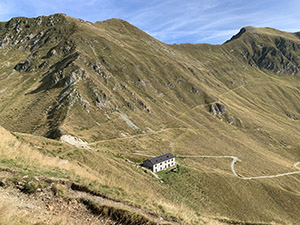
[135,153,300,180]
[179,155,300,180]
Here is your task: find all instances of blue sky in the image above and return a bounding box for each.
[0,0,299,44]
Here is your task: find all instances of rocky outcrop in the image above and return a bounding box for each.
[60,134,91,149]
[14,60,31,72]
[248,38,300,75]
[210,103,226,116]
[286,113,299,120]
[226,27,300,75]
[64,68,88,86]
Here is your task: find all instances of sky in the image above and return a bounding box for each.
[0,0,299,44]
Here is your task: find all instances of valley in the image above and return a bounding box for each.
[0,14,300,224]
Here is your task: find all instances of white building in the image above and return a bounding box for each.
[142,153,176,173]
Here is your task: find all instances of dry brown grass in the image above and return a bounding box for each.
[0,126,203,224]
[0,201,29,225]
[0,127,99,181]
[0,202,9,224]
[1,14,300,225]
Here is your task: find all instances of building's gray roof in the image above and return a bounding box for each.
[147,153,175,165]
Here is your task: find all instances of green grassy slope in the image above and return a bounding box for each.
[0,14,300,224]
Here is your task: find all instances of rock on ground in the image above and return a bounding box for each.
[60,135,91,149]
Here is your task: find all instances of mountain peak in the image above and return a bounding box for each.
[226,26,300,44]
[225,26,262,43]
[224,26,300,75]
[97,18,128,24]
[224,27,247,43]
[2,14,300,225]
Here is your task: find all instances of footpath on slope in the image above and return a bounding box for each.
[0,171,180,225]
[134,152,300,180]
[178,155,300,180]
[0,186,114,225]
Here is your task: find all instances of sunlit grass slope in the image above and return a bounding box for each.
[0,14,300,224]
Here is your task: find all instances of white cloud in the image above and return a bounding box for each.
[0,0,299,44]
[133,0,300,44]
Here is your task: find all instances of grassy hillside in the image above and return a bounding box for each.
[0,125,224,224]
[1,14,300,224]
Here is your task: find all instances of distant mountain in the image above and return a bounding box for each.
[1,14,300,225]
[226,26,300,75]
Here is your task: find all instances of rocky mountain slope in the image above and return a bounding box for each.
[1,14,300,224]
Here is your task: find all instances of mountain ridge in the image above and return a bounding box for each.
[1,14,300,225]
